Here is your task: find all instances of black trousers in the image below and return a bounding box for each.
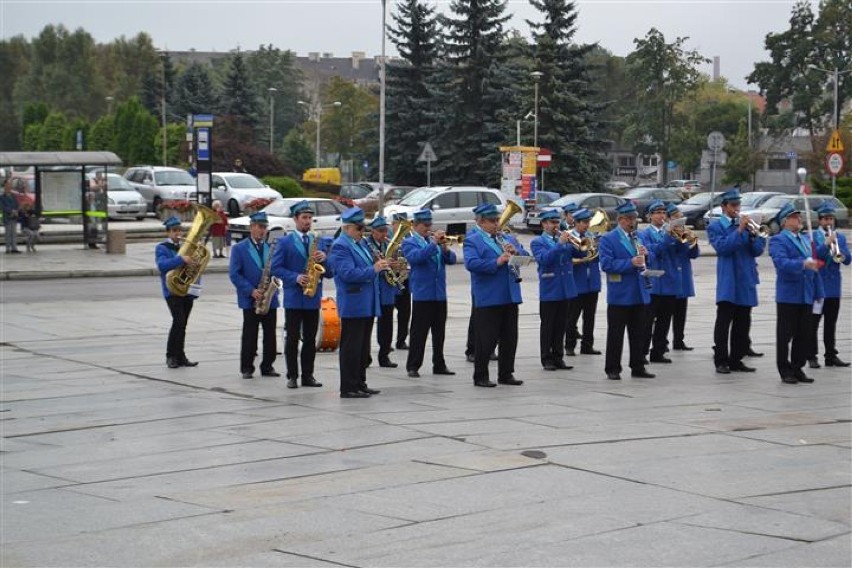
[376,303,395,359]
[565,292,598,352]
[540,299,569,365]
[284,308,319,380]
[241,308,277,374]
[473,304,518,383]
[713,302,751,366]
[395,288,411,345]
[605,304,646,374]
[165,295,194,360]
[466,305,475,356]
[672,297,688,346]
[644,294,676,358]
[407,300,448,372]
[777,302,813,377]
[339,317,373,393]
[810,297,840,358]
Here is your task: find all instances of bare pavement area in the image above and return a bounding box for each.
[1,231,850,567]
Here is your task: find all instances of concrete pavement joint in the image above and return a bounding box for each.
[271,549,361,568]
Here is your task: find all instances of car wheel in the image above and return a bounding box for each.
[694,218,705,230]
[152,196,162,214]
[227,199,241,217]
[136,216,146,221]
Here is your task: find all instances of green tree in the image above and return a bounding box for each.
[623,28,709,183]
[113,97,158,164]
[172,61,219,119]
[141,52,175,118]
[64,117,90,150]
[22,123,42,151]
[0,35,31,150]
[89,114,115,151]
[38,111,69,150]
[220,50,260,128]
[723,121,764,186]
[280,128,314,175]
[247,45,303,151]
[321,76,378,168]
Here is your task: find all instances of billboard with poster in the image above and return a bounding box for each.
[499,145,538,201]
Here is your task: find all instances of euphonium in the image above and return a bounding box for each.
[303,233,325,298]
[383,219,412,288]
[573,208,609,264]
[496,201,524,281]
[166,204,216,296]
[255,239,282,315]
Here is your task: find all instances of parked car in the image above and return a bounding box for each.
[211,172,281,217]
[384,186,507,235]
[124,166,197,212]
[623,187,684,220]
[749,194,849,234]
[665,179,703,198]
[383,185,418,206]
[676,192,725,229]
[95,173,147,220]
[336,182,373,209]
[526,192,628,233]
[228,198,348,241]
[603,181,632,194]
[703,191,784,226]
[512,190,560,231]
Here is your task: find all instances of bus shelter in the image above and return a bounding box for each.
[0,151,123,250]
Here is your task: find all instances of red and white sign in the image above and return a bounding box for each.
[536,148,552,168]
[826,152,844,176]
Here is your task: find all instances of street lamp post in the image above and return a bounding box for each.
[808,64,851,197]
[378,0,388,215]
[531,71,544,191]
[298,100,342,176]
[267,87,278,153]
[159,51,168,166]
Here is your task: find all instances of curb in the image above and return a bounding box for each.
[1,264,231,281]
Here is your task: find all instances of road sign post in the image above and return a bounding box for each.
[707,131,725,203]
[826,130,845,198]
[536,148,551,192]
[417,142,437,187]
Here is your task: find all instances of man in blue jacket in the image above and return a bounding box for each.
[270,200,328,388]
[809,203,851,368]
[392,212,412,350]
[531,209,580,371]
[364,216,400,368]
[668,202,700,351]
[155,216,199,369]
[229,212,280,379]
[564,208,602,357]
[769,203,824,384]
[708,189,765,375]
[559,202,578,232]
[402,209,457,377]
[464,202,530,387]
[329,207,389,398]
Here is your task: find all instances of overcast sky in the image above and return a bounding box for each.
[2,0,812,89]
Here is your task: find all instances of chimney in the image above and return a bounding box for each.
[713,56,720,81]
[323,52,333,59]
[308,52,319,62]
[352,51,365,70]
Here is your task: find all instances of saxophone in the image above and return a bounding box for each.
[166,204,216,296]
[303,233,325,298]
[254,239,282,315]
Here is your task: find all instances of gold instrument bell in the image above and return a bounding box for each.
[573,208,609,264]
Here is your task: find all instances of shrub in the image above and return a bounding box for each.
[812,176,852,209]
[263,176,304,198]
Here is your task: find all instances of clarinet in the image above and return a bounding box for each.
[496,232,522,282]
[630,231,653,290]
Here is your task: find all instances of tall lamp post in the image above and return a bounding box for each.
[267,87,278,153]
[531,71,544,191]
[158,51,168,166]
[298,100,342,176]
[808,64,851,197]
[105,96,114,115]
[378,0,388,215]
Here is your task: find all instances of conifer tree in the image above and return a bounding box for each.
[220,50,260,128]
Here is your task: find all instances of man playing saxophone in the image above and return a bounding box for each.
[156,216,199,369]
[229,212,280,379]
[270,200,328,388]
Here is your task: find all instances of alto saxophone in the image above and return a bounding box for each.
[303,233,325,298]
[166,204,216,296]
[255,239,282,315]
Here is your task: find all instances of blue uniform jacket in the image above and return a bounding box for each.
[598,227,652,306]
[769,231,824,305]
[674,241,700,299]
[401,234,456,302]
[530,232,580,301]
[365,236,400,306]
[812,229,851,298]
[229,239,279,311]
[270,232,332,310]
[640,225,682,297]
[571,230,602,295]
[329,235,381,318]
[708,217,765,307]
[155,239,188,299]
[463,228,529,308]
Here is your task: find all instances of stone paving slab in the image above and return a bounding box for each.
[719,534,852,567]
[737,486,852,525]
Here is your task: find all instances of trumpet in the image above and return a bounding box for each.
[434,233,464,246]
[561,231,593,252]
[669,224,699,248]
[827,226,845,263]
[741,216,770,238]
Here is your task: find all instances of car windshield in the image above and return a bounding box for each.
[224,174,265,189]
[682,193,713,206]
[398,188,438,207]
[762,195,792,208]
[261,200,297,217]
[106,174,134,191]
[550,194,587,208]
[155,170,195,186]
[624,188,656,198]
[740,193,773,207]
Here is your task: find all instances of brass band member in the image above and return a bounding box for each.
[392,212,412,350]
[402,209,457,377]
[270,200,328,388]
[229,212,279,379]
[565,208,603,356]
[667,202,699,351]
[365,216,399,368]
[156,216,199,369]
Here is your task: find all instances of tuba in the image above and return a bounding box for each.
[380,219,412,288]
[166,204,216,296]
[303,234,326,298]
[255,238,282,315]
[496,201,524,281]
[573,208,609,264]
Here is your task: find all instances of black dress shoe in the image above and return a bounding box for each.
[631,369,656,378]
[729,363,756,373]
[793,369,814,383]
[465,354,476,363]
[565,349,576,357]
[379,359,399,368]
[745,348,764,357]
[359,385,381,395]
[167,357,181,369]
[286,378,298,388]
[261,369,281,377]
[474,380,497,387]
[649,356,672,364]
[395,342,409,350]
[781,374,798,384]
[825,356,851,367]
[302,377,323,387]
[642,357,649,365]
[407,370,420,378]
[340,391,370,398]
[715,364,731,374]
[180,358,199,367]
[489,352,499,361]
[433,367,456,375]
[543,362,558,371]
[580,348,602,355]
[606,372,622,381]
[808,358,821,369]
[672,344,694,351]
[498,376,524,385]
[241,372,254,379]
[554,360,573,370]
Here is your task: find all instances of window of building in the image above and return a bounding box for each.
[618,156,636,167]
[642,156,658,167]
[767,157,791,171]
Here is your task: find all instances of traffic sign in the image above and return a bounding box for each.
[707,131,725,151]
[417,142,437,163]
[826,129,844,153]
[536,147,552,168]
[826,152,844,176]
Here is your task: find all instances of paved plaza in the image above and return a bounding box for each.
[1,235,850,567]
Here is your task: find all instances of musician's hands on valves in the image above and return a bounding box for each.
[297,274,310,286]
[558,231,571,245]
[738,215,751,232]
[251,288,265,301]
[181,255,197,266]
[374,258,391,273]
[312,250,327,263]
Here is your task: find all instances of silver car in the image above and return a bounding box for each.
[228,198,348,241]
[211,172,281,217]
[749,194,849,234]
[124,166,198,212]
[103,174,148,220]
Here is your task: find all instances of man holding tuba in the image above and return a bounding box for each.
[156,216,199,369]
[365,216,400,368]
[402,209,457,378]
[229,212,280,379]
[564,208,603,357]
[271,200,328,388]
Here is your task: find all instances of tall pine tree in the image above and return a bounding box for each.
[173,62,219,119]
[220,49,260,129]
[528,0,611,193]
